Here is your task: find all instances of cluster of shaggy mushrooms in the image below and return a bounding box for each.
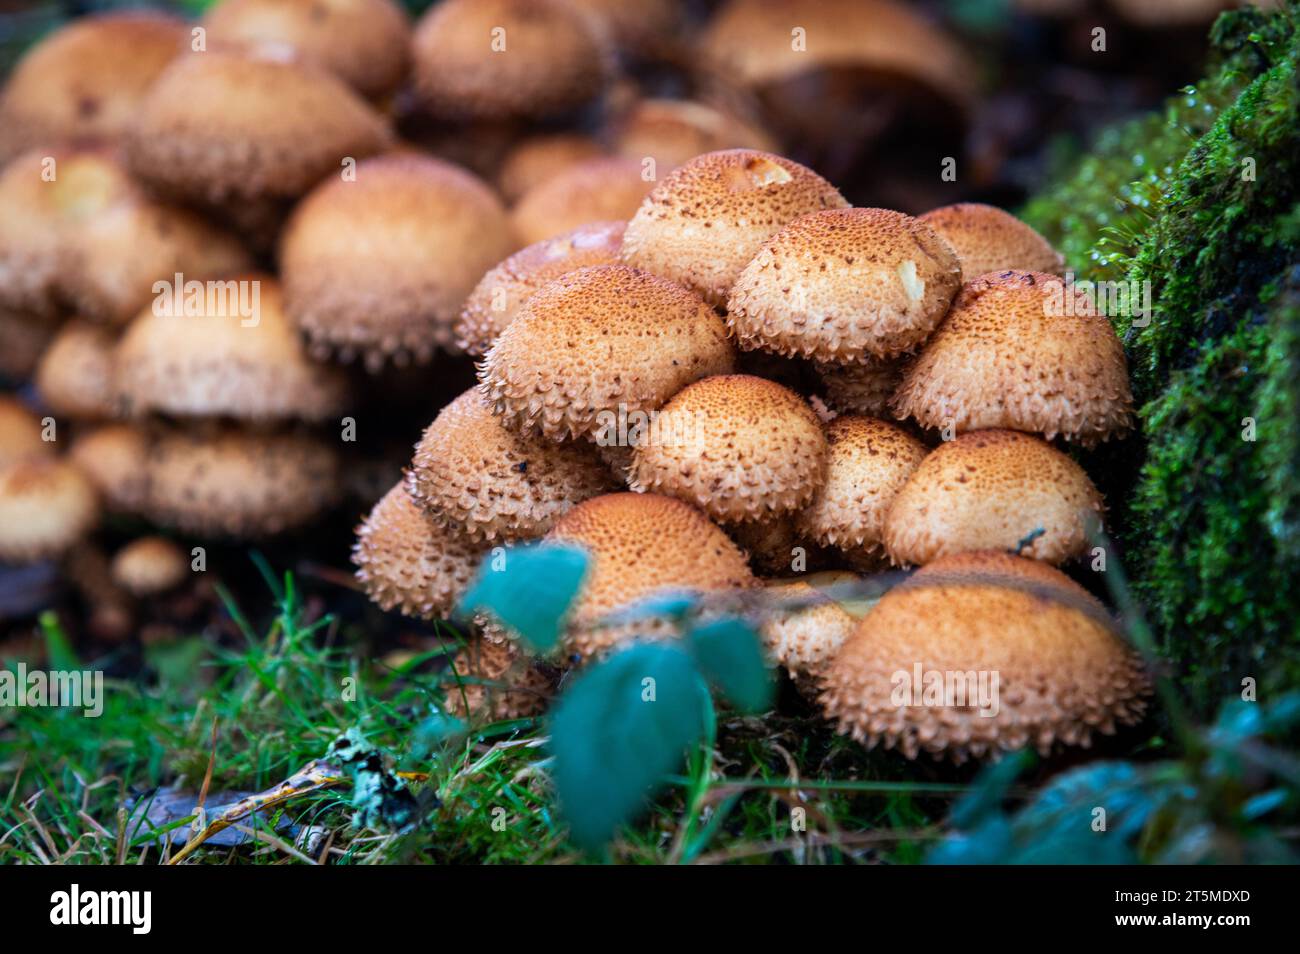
[0,0,1153,760]
[359,144,1152,758]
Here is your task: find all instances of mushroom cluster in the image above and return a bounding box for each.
[348,135,1145,757]
[0,2,1149,759]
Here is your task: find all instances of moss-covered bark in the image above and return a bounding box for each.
[1022,7,1300,715]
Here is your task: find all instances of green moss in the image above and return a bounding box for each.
[1023,6,1300,715]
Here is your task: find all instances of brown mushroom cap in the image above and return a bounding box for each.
[201,0,411,99]
[443,638,555,722]
[110,535,189,597]
[66,180,252,326]
[124,49,391,204]
[0,395,52,470]
[280,153,515,368]
[883,429,1104,566]
[761,579,857,685]
[456,220,625,356]
[113,273,350,423]
[0,147,250,324]
[497,134,607,204]
[0,148,92,316]
[701,0,976,111]
[819,550,1150,762]
[796,416,927,562]
[408,388,617,543]
[144,426,341,537]
[546,492,756,658]
[919,203,1064,285]
[728,208,962,363]
[480,264,735,441]
[510,157,653,246]
[891,270,1135,445]
[35,322,119,420]
[612,99,778,176]
[0,457,100,563]
[816,358,904,418]
[352,479,487,619]
[68,423,152,513]
[411,0,612,121]
[0,12,186,162]
[629,374,829,524]
[621,149,848,308]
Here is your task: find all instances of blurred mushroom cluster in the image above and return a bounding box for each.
[1,0,1217,749]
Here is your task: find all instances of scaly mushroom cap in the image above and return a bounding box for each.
[113,273,350,423]
[144,426,340,537]
[443,638,555,722]
[797,416,927,562]
[820,550,1150,762]
[497,134,606,203]
[702,0,976,111]
[125,49,391,204]
[66,183,252,326]
[408,388,617,542]
[0,12,185,162]
[816,358,904,417]
[629,374,828,524]
[511,157,653,246]
[280,153,515,367]
[0,147,251,323]
[892,270,1135,445]
[480,264,735,441]
[110,535,189,597]
[728,208,962,363]
[0,396,52,469]
[69,423,152,513]
[35,322,119,420]
[546,492,755,658]
[352,480,486,619]
[0,148,109,316]
[201,0,411,99]
[761,579,857,685]
[412,0,612,121]
[622,149,848,307]
[0,458,100,563]
[919,203,1064,284]
[613,99,778,175]
[456,220,625,356]
[883,429,1103,566]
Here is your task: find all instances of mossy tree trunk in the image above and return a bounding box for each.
[1022,6,1300,716]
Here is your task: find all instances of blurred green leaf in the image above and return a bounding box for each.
[144,636,209,690]
[932,761,1160,864]
[605,590,700,625]
[932,692,1300,864]
[548,643,710,854]
[38,610,79,672]
[407,710,467,763]
[457,543,588,654]
[686,617,773,715]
